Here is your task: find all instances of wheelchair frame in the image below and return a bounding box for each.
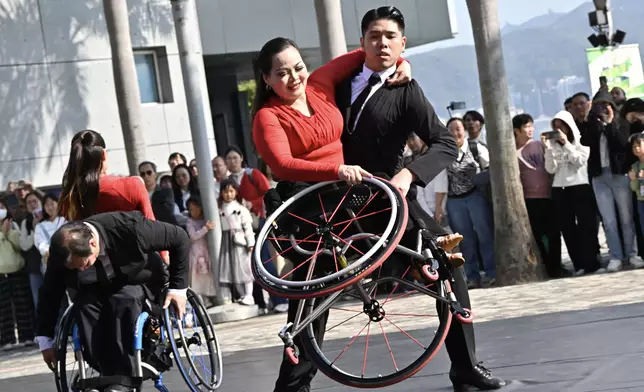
[53,288,222,392]
[252,178,473,388]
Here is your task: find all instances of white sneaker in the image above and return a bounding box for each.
[239,295,255,306]
[606,259,622,272]
[629,256,644,269]
[273,303,289,313]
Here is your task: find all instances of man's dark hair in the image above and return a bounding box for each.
[512,113,534,130]
[564,97,573,107]
[50,221,94,265]
[463,110,485,126]
[361,6,405,36]
[138,161,157,173]
[572,92,590,101]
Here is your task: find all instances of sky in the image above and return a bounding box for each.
[405,0,590,56]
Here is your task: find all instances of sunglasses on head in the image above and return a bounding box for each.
[140,170,154,177]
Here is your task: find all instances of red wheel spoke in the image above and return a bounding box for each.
[268,237,320,243]
[332,247,339,273]
[280,238,323,280]
[383,266,410,304]
[331,321,370,365]
[333,207,393,227]
[383,316,425,349]
[379,322,399,371]
[264,232,317,265]
[325,311,363,333]
[384,283,434,304]
[362,322,371,377]
[287,212,319,227]
[337,191,380,236]
[318,193,328,223]
[331,233,364,256]
[329,307,361,313]
[328,185,353,223]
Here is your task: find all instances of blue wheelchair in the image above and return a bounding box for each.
[53,288,222,392]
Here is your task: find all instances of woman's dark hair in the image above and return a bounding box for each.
[151,188,178,226]
[168,152,187,166]
[58,130,106,220]
[361,6,405,36]
[24,191,43,234]
[0,198,13,221]
[42,192,60,221]
[224,145,247,168]
[446,117,464,128]
[463,110,485,126]
[251,37,300,119]
[171,164,199,213]
[217,179,242,207]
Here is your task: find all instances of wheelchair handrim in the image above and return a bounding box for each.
[253,177,400,288]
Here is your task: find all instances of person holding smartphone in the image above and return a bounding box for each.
[544,110,602,276]
[580,90,644,272]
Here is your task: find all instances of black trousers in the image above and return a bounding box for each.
[75,284,145,386]
[525,198,563,277]
[272,197,477,392]
[0,271,35,345]
[552,185,601,273]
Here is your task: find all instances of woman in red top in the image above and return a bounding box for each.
[224,146,270,219]
[58,130,168,261]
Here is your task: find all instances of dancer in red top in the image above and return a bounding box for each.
[58,131,154,221]
[252,42,409,183]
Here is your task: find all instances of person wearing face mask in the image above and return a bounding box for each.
[19,192,47,308]
[622,98,644,135]
[0,199,35,350]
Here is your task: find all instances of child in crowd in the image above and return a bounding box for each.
[185,196,217,307]
[629,134,644,237]
[218,179,256,305]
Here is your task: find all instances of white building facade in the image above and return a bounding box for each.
[0,0,457,188]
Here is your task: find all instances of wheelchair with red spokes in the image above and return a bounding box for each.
[252,177,473,388]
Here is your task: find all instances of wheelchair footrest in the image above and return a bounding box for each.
[73,375,143,390]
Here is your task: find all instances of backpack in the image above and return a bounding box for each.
[469,140,492,204]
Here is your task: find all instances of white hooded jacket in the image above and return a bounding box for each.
[544,110,590,188]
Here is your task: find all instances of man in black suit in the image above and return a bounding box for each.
[337,6,504,390]
[35,211,190,392]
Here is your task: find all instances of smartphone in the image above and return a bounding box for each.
[542,131,561,140]
[599,76,608,86]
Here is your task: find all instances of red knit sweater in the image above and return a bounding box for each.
[253,50,385,182]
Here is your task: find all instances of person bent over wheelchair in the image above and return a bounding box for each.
[35,211,190,392]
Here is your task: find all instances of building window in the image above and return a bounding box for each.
[133,47,174,104]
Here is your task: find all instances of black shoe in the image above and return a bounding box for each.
[449,364,506,390]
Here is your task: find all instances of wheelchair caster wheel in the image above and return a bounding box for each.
[455,308,474,324]
[421,265,439,282]
[285,346,299,365]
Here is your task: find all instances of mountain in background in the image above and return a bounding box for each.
[411,0,644,118]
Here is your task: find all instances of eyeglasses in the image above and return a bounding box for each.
[140,170,154,177]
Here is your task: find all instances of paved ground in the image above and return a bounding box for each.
[2,265,644,390]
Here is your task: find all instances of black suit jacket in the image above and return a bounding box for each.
[337,71,457,187]
[36,211,190,337]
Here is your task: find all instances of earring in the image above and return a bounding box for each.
[266,85,272,92]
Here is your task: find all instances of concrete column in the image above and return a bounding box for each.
[170,0,222,295]
[314,0,348,63]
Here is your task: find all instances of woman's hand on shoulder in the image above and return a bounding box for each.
[387,60,411,86]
